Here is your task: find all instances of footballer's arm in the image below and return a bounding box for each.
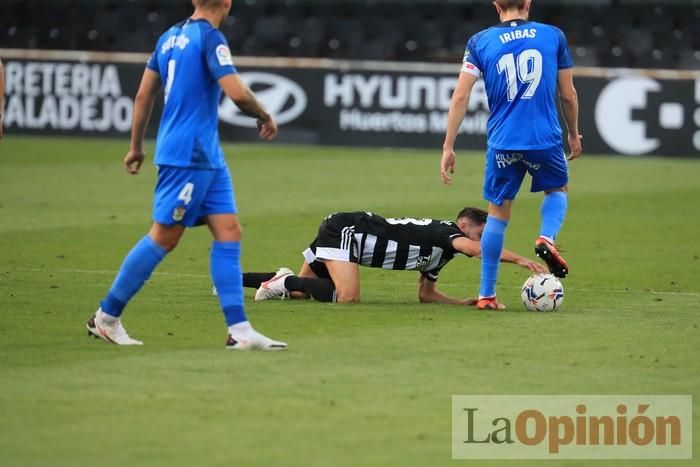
[125,69,161,174]
[441,72,478,184]
[417,274,477,306]
[557,68,582,161]
[451,237,547,274]
[218,74,278,140]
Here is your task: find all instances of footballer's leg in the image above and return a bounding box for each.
[89,163,205,346]
[203,166,286,350]
[253,261,337,302]
[477,148,525,310]
[88,222,180,345]
[476,201,511,310]
[207,213,286,350]
[535,186,569,278]
[323,259,359,303]
[527,146,570,278]
[283,261,337,302]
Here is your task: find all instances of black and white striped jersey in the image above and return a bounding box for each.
[328,211,467,281]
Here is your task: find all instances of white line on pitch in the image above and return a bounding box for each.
[2,266,699,297]
[4,267,209,279]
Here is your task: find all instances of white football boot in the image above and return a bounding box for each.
[226,331,288,351]
[86,309,143,346]
[254,267,293,301]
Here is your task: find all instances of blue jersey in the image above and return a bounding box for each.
[146,19,237,169]
[462,20,573,150]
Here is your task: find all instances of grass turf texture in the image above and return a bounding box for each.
[0,136,698,466]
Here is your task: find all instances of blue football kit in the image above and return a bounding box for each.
[460,19,575,301]
[463,19,574,205]
[146,18,238,226]
[97,17,253,331]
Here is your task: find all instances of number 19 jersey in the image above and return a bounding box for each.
[146,18,238,169]
[462,19,573,150]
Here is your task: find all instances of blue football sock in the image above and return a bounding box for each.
[100,235,167,318]
[479,216,508,299]
[210,241,248,326]
[539,191,568,240]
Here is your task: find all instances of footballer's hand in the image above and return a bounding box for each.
[440,148,456,185]
[124,149,145,175]
[464,297,478,306]
[567,133,583,161]
[257,117,278,141]
[518,257,548,274]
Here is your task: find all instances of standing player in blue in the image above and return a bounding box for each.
[87,0,286,350]
[440,0,582,310]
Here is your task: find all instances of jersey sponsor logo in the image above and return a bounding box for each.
[415,255,431,270]
[495,152,542,170]
[495,152,522,169]
[219,72,307,127]
[215,45,233,66]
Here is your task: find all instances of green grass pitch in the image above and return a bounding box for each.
[0,136,698,466]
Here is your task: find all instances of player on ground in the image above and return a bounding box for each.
[440,0,581,310]
[245,208,546,306]
[87,0,286,350]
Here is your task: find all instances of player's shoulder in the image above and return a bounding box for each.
[153,19,188,49]
[194,20,226,42]
[530,21,567,40]
[434,219,464,237]
[467,25,497,48]
[161,19,189,38]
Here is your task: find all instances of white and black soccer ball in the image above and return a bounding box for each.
[521,273,564,312]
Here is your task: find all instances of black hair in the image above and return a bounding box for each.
[456,207,488,225]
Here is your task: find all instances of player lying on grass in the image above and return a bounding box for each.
[240,208,546,307]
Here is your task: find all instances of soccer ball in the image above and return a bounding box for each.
[520,273,564,312]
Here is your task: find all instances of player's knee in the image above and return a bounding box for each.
[154,236,180,252]
[335,289,360,303]
[227,221,243,240]
[545,186,568,194]
[214,221,242,242]
[149,224,184,252]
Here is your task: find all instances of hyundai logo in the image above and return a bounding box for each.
[219,72,307,127]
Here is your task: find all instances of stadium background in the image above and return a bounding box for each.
[1,1,699,466]
[2,0,700,155]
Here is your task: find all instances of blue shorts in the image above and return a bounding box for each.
[152,165,237,227]
[483,145,568,206]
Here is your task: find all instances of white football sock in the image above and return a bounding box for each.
[228,321,254,338]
